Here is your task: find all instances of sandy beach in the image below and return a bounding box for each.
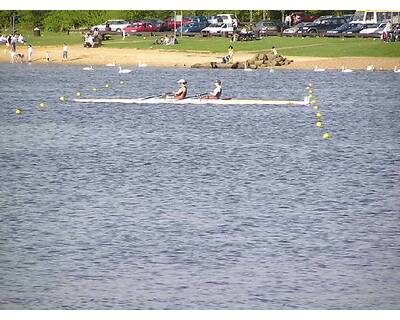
[2,44,400,70]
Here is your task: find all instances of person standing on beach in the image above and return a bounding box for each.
[27,44,33,62]
[11,35,17,52]
[62,43,68,61]
[222,45,234,63]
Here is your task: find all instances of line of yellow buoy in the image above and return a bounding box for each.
[15,78,125,116]
[306,83,331,140]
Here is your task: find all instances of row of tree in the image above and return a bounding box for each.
[0,10,351,32]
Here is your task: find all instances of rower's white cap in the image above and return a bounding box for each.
[178,79,187,84]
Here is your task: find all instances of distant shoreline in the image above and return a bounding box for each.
[1,45,399,70]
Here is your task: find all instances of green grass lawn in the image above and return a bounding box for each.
[21,30,400,57]
[103,35,400,57]
[21,30,83,46]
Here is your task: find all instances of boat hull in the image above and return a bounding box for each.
[74,97,309,106]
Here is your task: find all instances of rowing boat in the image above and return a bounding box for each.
[74,97,310,106]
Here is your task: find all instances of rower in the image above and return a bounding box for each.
[173,79,187,100]
[202,79,222,100]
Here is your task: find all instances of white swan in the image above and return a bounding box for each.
[394,66,400,73]
[82,66,93,71]
[341,66,353,73]
[106,61,116,67]
[269,68,274,73]
[314,65,325,72]
[244,61,252,72]
[366,65,375,71]
[118,66,132,74]
[138,61,147,68]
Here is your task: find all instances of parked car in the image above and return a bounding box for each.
[283,22,314,34]
[255,20,287,36]
[291,11,319,24]
[201,23,234,35]
[165,17,192,30]
[177,21,210,34]
[212,14,238,28]
[189,16,209,24]
[340,14,354,22]
[326,23,352,34]
[342,23,371,34]
[145,19,168,32]
[91,20,129,32]
[302,17,348,33]
[124,22,158,33]
[359,22,386,34]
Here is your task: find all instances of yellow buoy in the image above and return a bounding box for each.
[15,108,22,115]
[119,80,124,85]
[323,132,330,140]
[92,87,97,92]
[39,102,45,108]
[76,92,81,97]
[59,96,65,102]
[105,83,110,88]
[316,112,322,118]
[308,83,313,87]
[313,106,320,110]
[316,121,322,127]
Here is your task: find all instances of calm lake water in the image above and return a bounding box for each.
[0,64,399,309]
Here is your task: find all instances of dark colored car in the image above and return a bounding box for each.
[145,19,168,32]
[340,14,354,23]
[189,16,209,24]
[177,21,210,34]
[343,23,372,34]
[255,20,287,36]
[326,23,352,34]
[302,17,348,34]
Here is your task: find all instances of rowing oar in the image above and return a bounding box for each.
[140,92,174,100]
[186,92,209,99]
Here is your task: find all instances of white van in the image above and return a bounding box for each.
[213,14,238,28]
[91,20,130,32]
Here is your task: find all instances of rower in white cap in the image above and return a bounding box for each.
[173,79,187,100]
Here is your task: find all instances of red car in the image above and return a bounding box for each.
[291,11,319,24]
[165,17,192,30]
[124,22,158,33]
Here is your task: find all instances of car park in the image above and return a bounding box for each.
[302,17,348,34]
[91,20,129,32]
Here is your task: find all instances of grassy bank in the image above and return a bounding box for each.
[21,30,400,58]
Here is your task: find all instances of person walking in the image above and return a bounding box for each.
[27,44,33,62]
[62,43,68,61]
